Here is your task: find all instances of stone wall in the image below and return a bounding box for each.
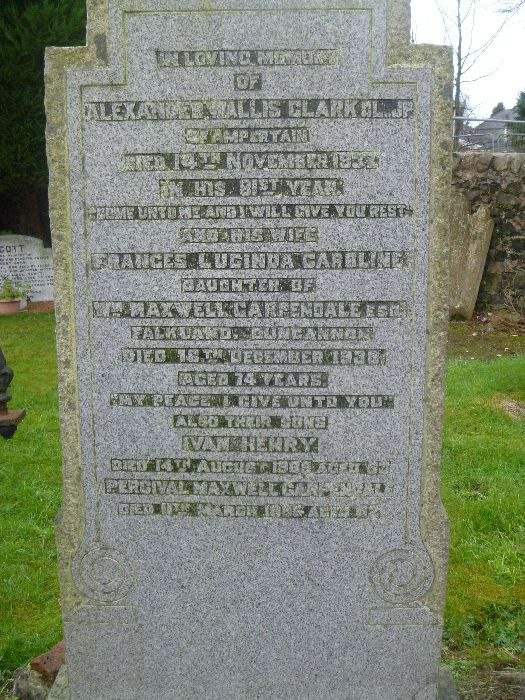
[452,153,525,317]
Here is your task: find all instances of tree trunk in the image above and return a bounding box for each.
[454,0,463,139]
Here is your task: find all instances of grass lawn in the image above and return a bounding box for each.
[1,311,524,692]
[441,359,525,677]
[0,312,61,684]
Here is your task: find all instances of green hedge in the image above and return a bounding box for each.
[0,0,86,194]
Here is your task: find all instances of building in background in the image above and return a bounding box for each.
[473,108,518,150]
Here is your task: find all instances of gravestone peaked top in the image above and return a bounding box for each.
[45,1,452,698]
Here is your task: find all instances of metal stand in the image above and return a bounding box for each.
[0,349,26,439]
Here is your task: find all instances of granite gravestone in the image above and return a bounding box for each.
[45,1,452,697]
[0,234,54,302]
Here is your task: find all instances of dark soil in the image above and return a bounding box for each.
[447,312,525,360]
[457,668,525,699]
[26,301,54,313]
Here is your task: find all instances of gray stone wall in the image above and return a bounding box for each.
[452,152,525,315]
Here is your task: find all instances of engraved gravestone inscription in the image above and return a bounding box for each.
[0,234,54,301]
[45,1,452,698]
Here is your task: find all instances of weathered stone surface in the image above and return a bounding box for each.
[42,664,465,700]
[437,668,460,700]
[45,1,452,698]
[47,666,69,700]
[29,641,65,685]
[449,194,494,319]
[12,666,49,700]
[43,665,464,700]
[452,152,525,314]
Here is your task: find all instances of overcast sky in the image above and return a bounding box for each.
[411,0,524,120]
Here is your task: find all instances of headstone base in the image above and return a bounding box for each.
[46,666,69,700]
[48,666,460,700]
[438,668,461,700]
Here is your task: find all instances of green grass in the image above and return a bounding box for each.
[0,312,61,681]
[441,357,525,670]
[0,312,524,683]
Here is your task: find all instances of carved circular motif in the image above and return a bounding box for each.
[369,548,434,604]
[76,546,134,603]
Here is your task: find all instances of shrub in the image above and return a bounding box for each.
[0,277,31,300]
[0,0,86,194]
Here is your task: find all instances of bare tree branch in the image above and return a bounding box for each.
[465,3,476,58]
[461,10,516,64]
[461,67,501,83]
[434,0,454,25]
[497,0,525,13]
[434,0,455,44]
[434,0,520,135]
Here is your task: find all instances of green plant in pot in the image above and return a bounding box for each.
[0,278,31,315]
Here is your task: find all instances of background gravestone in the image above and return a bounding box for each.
[45,1,452,698]
[0,234,54,302]
[448,193,493,320]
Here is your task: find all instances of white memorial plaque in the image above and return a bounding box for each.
[0,234,54,302]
